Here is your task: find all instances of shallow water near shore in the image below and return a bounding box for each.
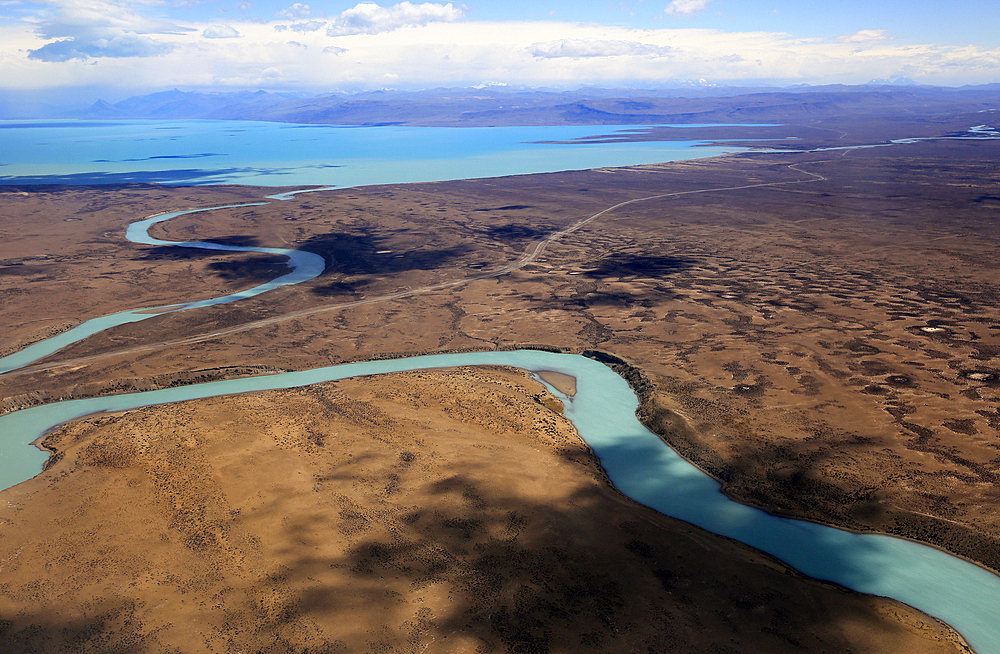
[0,349,998,653]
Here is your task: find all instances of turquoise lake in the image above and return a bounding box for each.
[0,120,744,187]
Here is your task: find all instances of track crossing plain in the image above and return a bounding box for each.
[0,117,998,652]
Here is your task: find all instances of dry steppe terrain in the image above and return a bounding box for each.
[0,116,998,651]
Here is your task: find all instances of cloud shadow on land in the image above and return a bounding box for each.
[481,223,553,245]
[129,226,470,297]
[519,253,696,312]
[99,471,906,651]
[581,253,696,278]
[298,230,470,296]
[133,236,291,286]
[473,204,534,212]
[4,479,891,653]
[206,256,292,284]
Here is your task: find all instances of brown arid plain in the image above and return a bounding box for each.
[0,112,998,652]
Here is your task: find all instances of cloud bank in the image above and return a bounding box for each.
[529,40,673,59]
[24,0,190,61]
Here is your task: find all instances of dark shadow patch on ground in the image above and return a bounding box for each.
[0,264,54,276]
[295,231,470,297]
[885,374,915,388]
[0,600,160,652]
[132,236,291,284]
[129,227,469,296]
[207,255,291,284]
[581,254,696,278]
[472,204,533,212]
[844,340,881,355]
[133,234,264,261]
[310,280,363,298]
[481,223,552,243]
[201,235,263,248]
[583,291,659,308]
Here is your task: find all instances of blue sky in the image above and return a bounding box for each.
[1,0,998,99]
[101,0,1000,48]
[512,0,997,48]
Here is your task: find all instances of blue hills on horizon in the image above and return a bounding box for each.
[2,83,999,126]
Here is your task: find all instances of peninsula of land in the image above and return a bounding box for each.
[0,367,969,653]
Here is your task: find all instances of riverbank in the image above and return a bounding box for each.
[603,352,1000,575]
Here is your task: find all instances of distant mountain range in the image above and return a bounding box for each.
[3,84,1000,127]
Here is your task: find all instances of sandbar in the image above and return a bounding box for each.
[536,369,577,396]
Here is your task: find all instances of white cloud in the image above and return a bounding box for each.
[836,29,892,43]
[530,39,672,58]
[25,0,191,61]
[325,1,463,36]
[664,0,712,17]
[276,3,310,19]
[4,16,999,91]
[202,24,240,38]
[289,20,325,32]
[28,32,169,60]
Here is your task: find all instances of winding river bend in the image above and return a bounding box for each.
[2,349,1000,653]
[0,200,325,375]
[2,170,1000,652]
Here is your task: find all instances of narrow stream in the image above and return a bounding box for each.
[0,201,325,375]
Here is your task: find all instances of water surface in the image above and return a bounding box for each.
[0,120,743,186]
